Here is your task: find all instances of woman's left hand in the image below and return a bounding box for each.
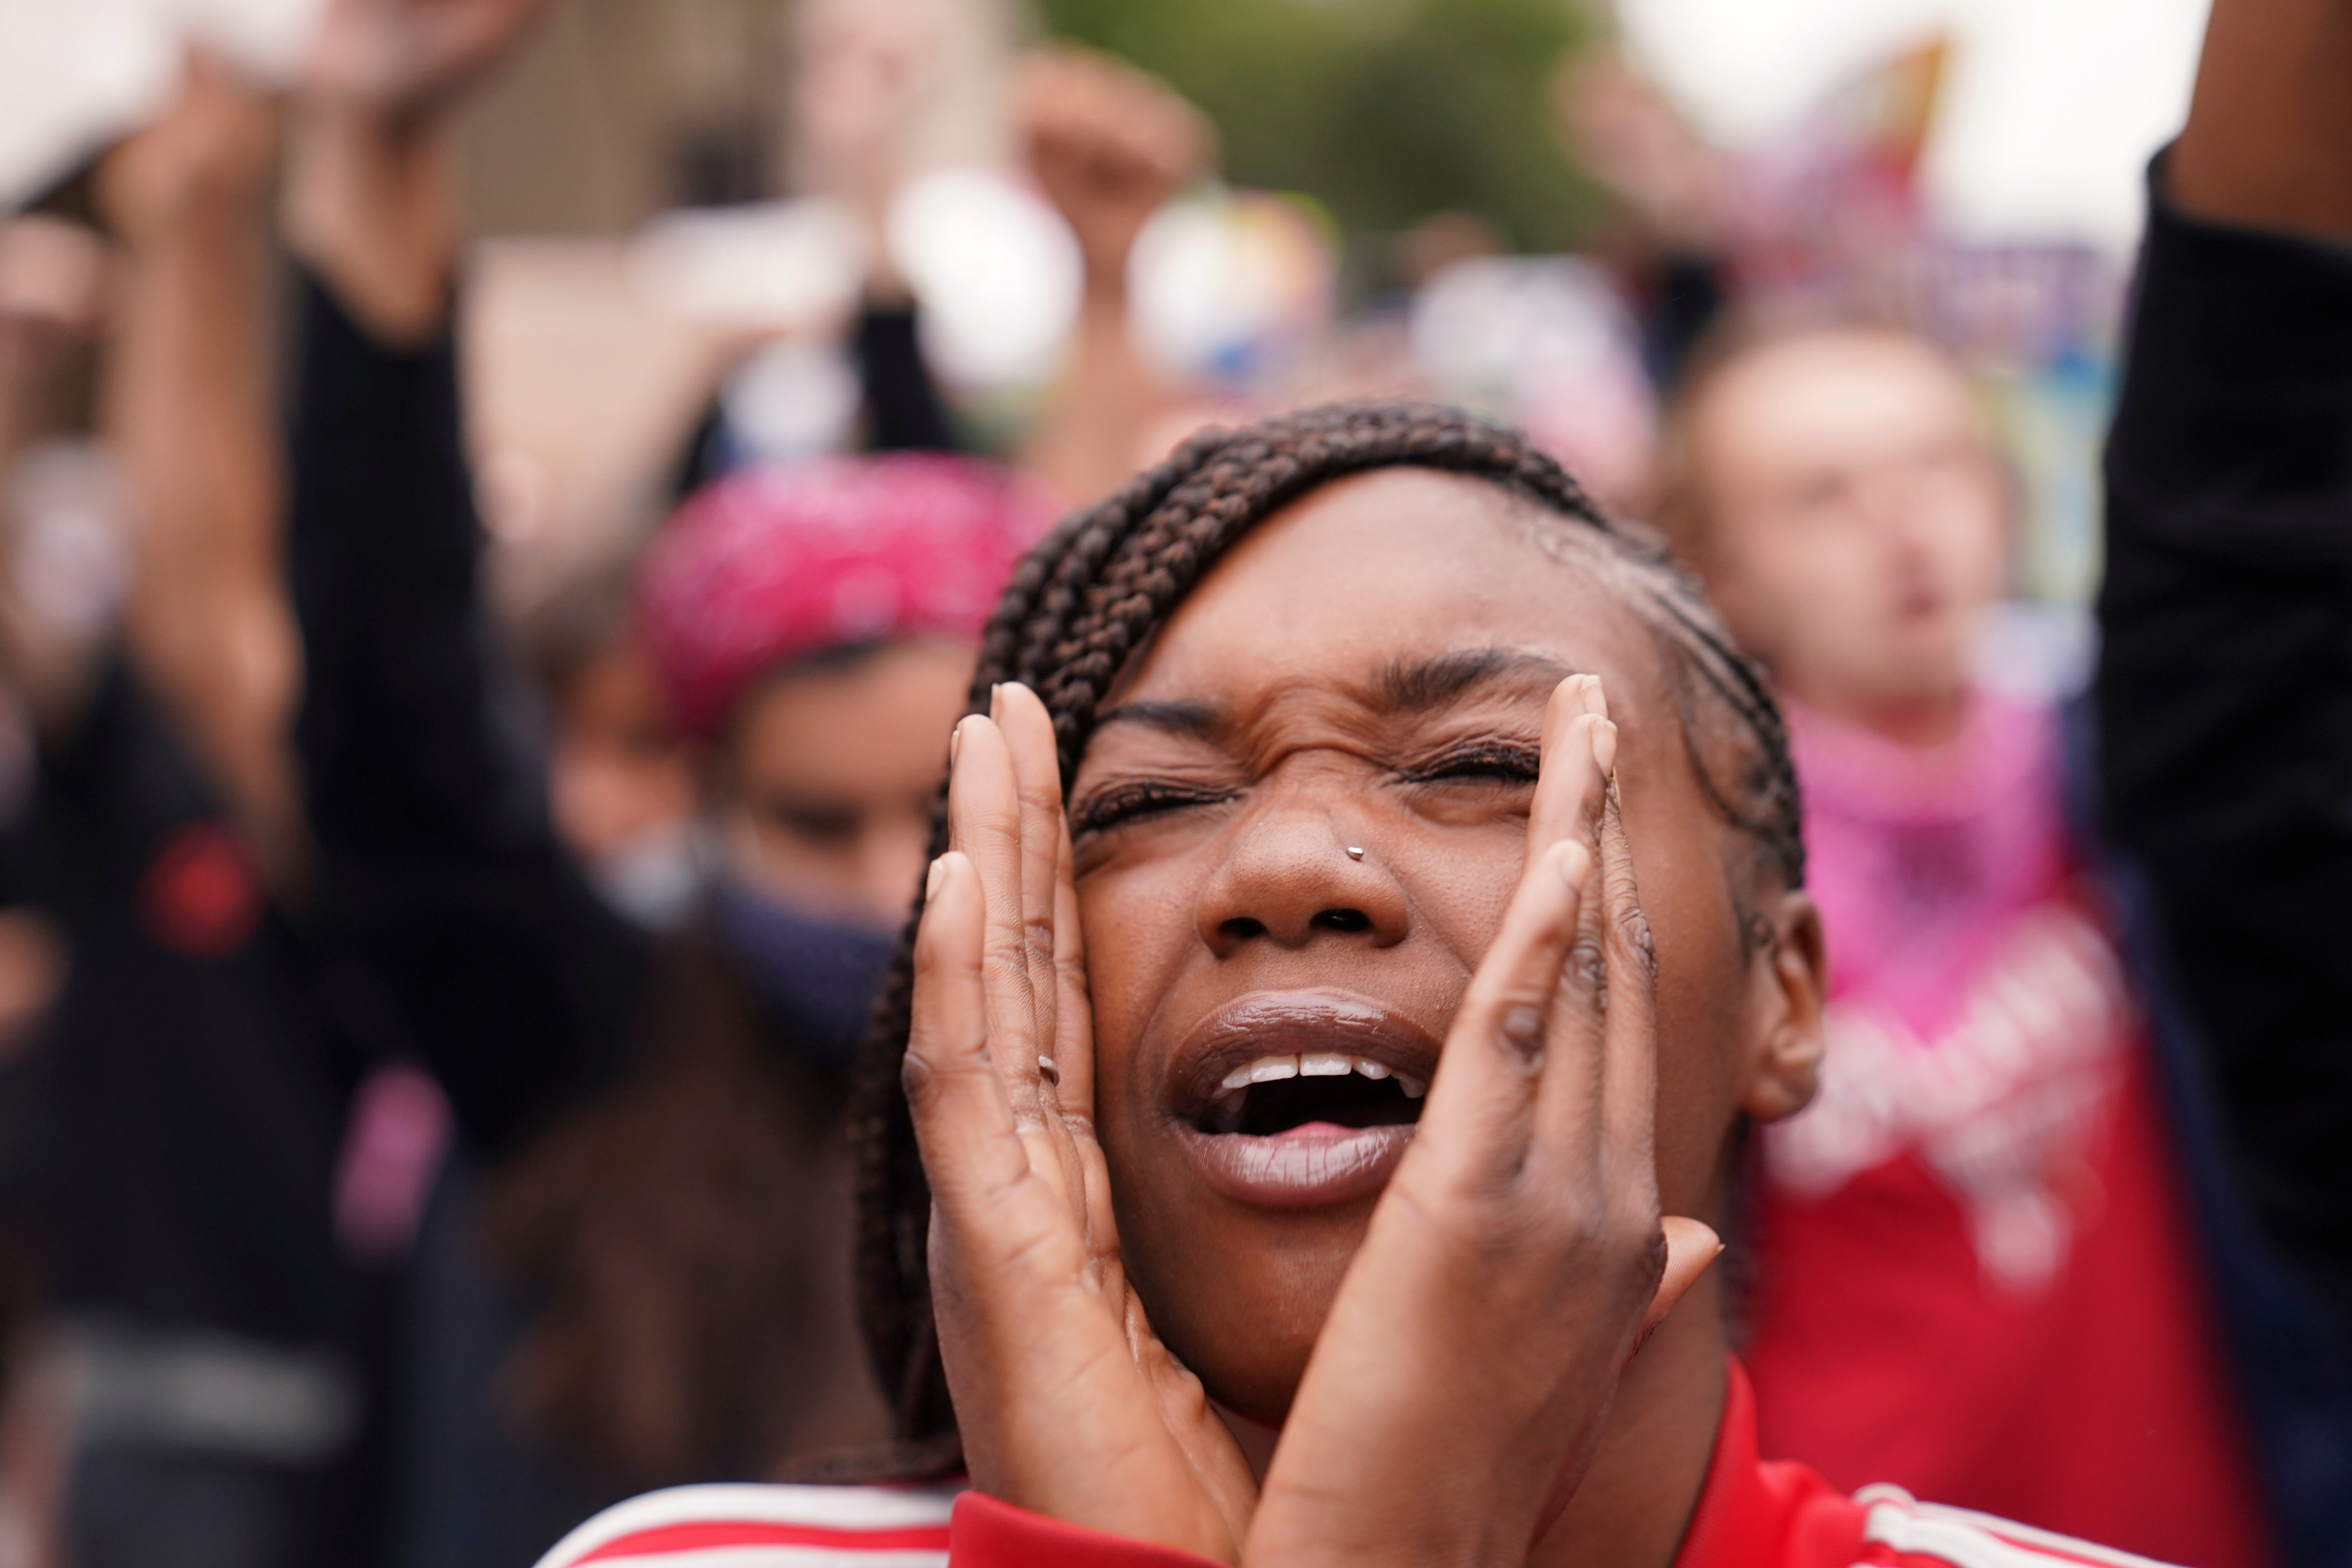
[1246,674,1721,1568]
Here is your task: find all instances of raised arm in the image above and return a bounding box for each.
[283,0,645,1154]
[2169,0,2352,241]
[95,56,305,885]
[1015,46,1213,505]
[2096,0,2352,1316]
[0,215,112,729]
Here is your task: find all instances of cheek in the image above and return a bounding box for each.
[1718,522,1861,655]
[1945,498,2011,598]
[1074,857,1199,1099]
[1624,821,1755,1215]
[1401,818,1523,943]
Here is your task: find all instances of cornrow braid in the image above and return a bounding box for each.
[846,400,1802,1464]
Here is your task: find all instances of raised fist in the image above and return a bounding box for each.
[1019,44,1216,287]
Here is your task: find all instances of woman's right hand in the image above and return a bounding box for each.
[904,683,1257,1562]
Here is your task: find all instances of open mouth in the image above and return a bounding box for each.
[1169,991,1440,1209]
[1193,1054,1427,1136]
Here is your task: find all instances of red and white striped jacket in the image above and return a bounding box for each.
[534,1363,2180,1568]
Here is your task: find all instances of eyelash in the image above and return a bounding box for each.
[1400,741,1543,786]
[1071,742,1540,839]
[1069,781,1236,839]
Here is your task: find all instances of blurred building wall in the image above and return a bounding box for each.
[450,0,1024,239]
[452,0,796,239]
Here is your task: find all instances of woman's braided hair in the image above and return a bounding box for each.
[844,400,1802,1466]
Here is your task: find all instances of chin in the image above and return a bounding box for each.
[1101,988,1446,1423]
[1113,1188,1371,1426]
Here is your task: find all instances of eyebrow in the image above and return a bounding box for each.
[1090,698,1225,739]
[1089,649,1575,741]
[1375,647,1579,712]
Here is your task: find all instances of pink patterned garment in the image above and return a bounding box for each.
[1790,691,2069,1044]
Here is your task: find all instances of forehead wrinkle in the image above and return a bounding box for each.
[1101,646,1578,755]
[1375,646,1581,713]
[1093,648,1575,784]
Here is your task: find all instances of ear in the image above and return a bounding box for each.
[1739,888,1826,1125]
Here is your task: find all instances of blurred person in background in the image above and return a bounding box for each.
[0,185,104,1210]
[667,0,965,502]
[668,15,1211,511]
[1555,46,1732,396]
[0,53,393,1568]
[281,4,1059,1561]
[1014,42,1215,505]
[536,0,989,942]
[1655,319,2272,1564]
[2094,0,2352,1561]
[469,459,1044,1548]
[519,562,700,933]
[544,28,1212,946]
[0,159,108,1568]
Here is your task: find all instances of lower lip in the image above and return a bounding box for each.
[1178,1120,1416,1208]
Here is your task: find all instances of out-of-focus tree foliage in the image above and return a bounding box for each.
[1032,0,1603,258]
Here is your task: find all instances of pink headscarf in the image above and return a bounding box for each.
[638,453,1057,739]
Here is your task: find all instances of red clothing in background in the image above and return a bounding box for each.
[1744,692,2264,1566]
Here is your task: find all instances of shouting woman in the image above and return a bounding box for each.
[536,404,2186,1568]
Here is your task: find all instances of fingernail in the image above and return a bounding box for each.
[1500,1004,1545,1063]
[1587,678,1610,721]
[1592,719,1617,780]
[989,682,1004,718]
[949,719,964,766]
[926,855,948,899]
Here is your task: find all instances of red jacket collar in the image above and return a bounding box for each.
[943,1357,1872,1568]
[1672,1360,1866,1568]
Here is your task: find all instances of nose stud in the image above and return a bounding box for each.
[1345,845,1366,861]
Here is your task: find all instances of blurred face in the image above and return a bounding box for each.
[1067,469,1822,1423]
[721,639,971,925]
[1681,330,2008,735]
[0,217,108,455]
[550,642,695,869]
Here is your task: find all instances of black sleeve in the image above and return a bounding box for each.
[851,301,960,454]
[667,302,960,504]
[288,272,645,1158]
[1641,249,1730,393]
[2096,160,2352,1318]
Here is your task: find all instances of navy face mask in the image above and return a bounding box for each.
[709,880,898,1065]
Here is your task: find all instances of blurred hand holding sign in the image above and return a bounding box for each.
[0,0,324,209]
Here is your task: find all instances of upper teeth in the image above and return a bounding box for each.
[1219,1056,1426,1098]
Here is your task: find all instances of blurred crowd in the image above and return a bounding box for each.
[0,0,2349,1566]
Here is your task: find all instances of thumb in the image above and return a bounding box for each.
[1637,1217,1723,1348]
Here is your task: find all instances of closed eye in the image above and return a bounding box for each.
[1069,780,1236,840]
[760,796,862,847]
[1399,740,1542,787]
